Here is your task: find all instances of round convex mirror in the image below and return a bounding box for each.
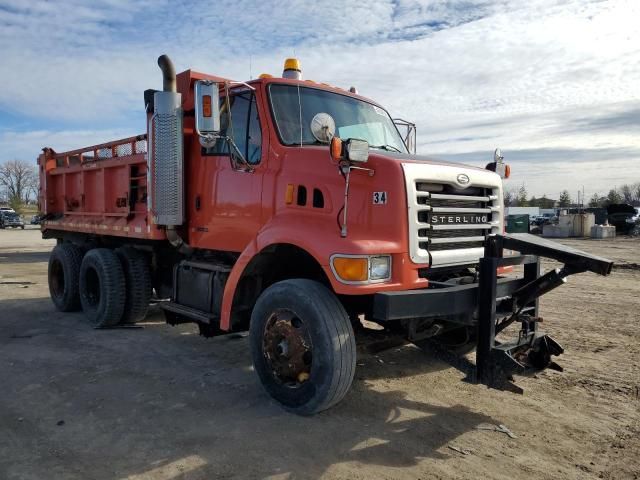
[310,113,336,143]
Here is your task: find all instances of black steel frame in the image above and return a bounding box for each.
[475,233,613,392]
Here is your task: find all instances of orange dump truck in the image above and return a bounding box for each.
[39,56,613,413]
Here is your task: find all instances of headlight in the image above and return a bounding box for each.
[369,255,391,280]
[331,254,392,284]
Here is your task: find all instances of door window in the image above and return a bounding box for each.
[203,92,262,165]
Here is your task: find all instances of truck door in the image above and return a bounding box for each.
[188,89,266,252]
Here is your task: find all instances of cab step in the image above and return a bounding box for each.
[160,301,217,324]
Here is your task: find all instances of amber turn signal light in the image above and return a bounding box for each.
[285,184,294,204]
[332,257,368,282]
[202,95,212,117]
[330,136,343,161]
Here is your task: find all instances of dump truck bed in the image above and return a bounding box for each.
[38,135,166,241]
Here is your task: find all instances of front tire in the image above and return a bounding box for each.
[79,249,126,327]
[249,279,356,415]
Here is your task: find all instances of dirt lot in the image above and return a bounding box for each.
[1,228,638,480]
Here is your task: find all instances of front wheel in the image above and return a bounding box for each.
[249,279,356,415]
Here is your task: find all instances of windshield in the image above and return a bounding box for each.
[269,84,408,153]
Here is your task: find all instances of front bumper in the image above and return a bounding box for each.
[372,277,525,321]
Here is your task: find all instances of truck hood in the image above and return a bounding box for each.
[368,150,490,173]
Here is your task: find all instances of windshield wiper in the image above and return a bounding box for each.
[371,144,403,153]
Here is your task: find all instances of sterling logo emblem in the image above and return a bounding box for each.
[457,173,470,185]
[431,214,488,224]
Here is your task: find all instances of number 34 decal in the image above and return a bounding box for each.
[372,192,388,204]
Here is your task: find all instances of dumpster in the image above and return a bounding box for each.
[506,214,530,233]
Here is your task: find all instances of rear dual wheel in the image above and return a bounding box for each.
[48,243,84,311]
[48,244,151,327]
[79,249,126,328]
[116,247,152,324]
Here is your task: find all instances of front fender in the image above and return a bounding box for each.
[219,214,410,330]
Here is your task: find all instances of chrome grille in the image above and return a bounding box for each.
[416,188,499,250]
[402,163,504,266]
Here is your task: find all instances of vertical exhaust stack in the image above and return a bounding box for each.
[158,54,177,93]
[151,55,190,253]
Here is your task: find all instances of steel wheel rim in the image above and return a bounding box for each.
[262,309,313,388]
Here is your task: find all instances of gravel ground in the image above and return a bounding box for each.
[0,229,638,480]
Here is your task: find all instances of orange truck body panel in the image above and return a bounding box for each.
[38,136,166,241]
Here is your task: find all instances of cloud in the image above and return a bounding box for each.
[436,147,640,198]
[0,128,135,163]
[0,0,638,197]
[564,104,640,134]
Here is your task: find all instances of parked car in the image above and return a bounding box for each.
[0,211,25,229]
[531,214,556,227]
[607,204,638,234]
[0,206,16,214]
[30,214,43,225]
[625,208,640,233]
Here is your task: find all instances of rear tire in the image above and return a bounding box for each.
[79,248,126,328]
[48,243,84,312]
[249,279,356,415]
[116,247,152,324]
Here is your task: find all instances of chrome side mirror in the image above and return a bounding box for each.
[330,137,369,164]
[345,138,369,163]
[194,80,220,147]
[486,147,510,179]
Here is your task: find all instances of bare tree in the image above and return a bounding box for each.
[620,184,634,204]
[606,189,622,205]
[558,190,572,207]
[516,183,528,206]
[0,160,38,203]
[503,188,516,207]
[588,193,604,207]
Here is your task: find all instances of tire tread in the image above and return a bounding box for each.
[79,248,126,327]
[48,243,84,311]
[250,279,356,415]
[116,247,152,324]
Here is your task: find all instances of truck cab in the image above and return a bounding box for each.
[163,62,505,326]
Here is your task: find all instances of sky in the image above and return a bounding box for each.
[0,0,638,199]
